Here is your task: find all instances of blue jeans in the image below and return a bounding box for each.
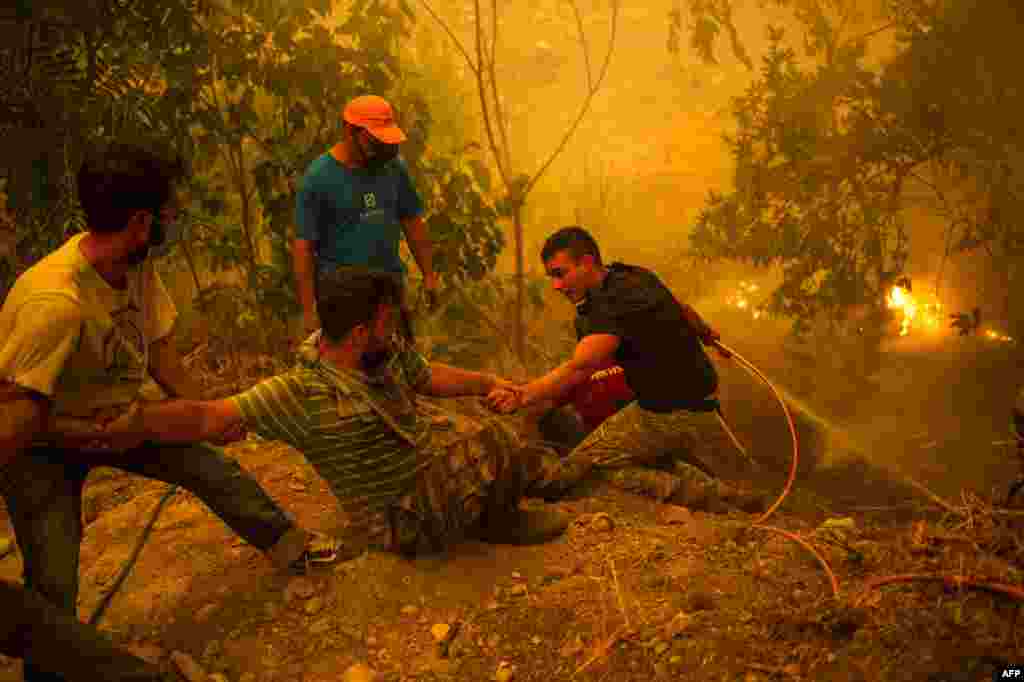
[0,442,298,682]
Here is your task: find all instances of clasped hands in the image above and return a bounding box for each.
[485,377,527,415]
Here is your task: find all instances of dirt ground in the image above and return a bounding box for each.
[0,338,1021,682]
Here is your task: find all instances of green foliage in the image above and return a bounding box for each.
[691,22,908,339]
[1,0,506,353]
[680,0,1024,342]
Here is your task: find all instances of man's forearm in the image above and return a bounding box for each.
[402,217,434,282]
[424,363,498,398]
[521,362,590,408]
[134,400,218,443]
[292,244,319,324]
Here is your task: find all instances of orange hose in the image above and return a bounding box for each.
[711,340,799,526]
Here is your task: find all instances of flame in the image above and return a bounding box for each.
[984,329,1014,343]
[886,286,944,337]
[725,281,764,319]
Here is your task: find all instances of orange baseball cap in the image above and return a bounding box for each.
[343,95,407,144]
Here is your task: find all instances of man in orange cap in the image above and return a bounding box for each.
[293,95,437,336]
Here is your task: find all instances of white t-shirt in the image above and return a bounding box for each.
[0,233,177,418]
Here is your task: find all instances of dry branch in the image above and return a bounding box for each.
[864,574,1024,602]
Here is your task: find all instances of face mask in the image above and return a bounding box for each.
[147,208,181,259]
[355,128,399,173]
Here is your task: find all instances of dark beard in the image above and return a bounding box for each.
[123,245,150,266]
[360,348,392,372]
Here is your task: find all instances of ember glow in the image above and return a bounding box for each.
[984,329,1014,343]
[886,286,944,336]
[725,281,765,319]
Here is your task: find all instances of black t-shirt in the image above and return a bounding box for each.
[574,262,718,411]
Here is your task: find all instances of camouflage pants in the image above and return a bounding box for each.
[556,401,729,507]
[387,421,571,556]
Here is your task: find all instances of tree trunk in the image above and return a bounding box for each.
[513,205,525,360]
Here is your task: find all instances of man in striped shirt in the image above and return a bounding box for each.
[99,267,573,556]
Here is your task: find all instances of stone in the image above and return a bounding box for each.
[303,597,325,615]
[170,651,208,682]
[400,604,420,617]
[124,642,166,665]
[431,624,451,642]
[657,505,693,526]
[285,577,317,602]
[344,659,380,679]
[494,661,515,681]
[590,513,615,532]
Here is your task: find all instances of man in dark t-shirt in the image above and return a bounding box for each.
[487,226,765,513]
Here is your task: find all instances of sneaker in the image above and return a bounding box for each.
[288,531,341,575]
[471,508,570,545]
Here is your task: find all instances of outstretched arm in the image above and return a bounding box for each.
[104,398,244,445]
[492,334,620,412]
[420,363,510,398]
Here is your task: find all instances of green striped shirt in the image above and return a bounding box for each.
[230,343,432,531]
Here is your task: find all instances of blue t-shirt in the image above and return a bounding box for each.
[295,153,424,276]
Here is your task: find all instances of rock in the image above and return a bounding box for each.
[511,571,522,579]
[239,674,257,682]
[590,513,614,532]
[509,584,527,597]
[431,624,451,642]
[264,602,279,618]
[170,651,208,682]
[400,604,420,617]
[0,537,15,560]
[209,674,229,682]
[203,640,223,660]
[124,642,166,665]
[530,635,541,646]
[654,641,669,655]
[285,577,317,602]
[783,663,801,676]
[494,661,515,681]
[343,662,377,682]
[195,603,219,624]
[366,635,379,647]
[487,634,501,649]
[657,505,693,525]
[303,597,325,615]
